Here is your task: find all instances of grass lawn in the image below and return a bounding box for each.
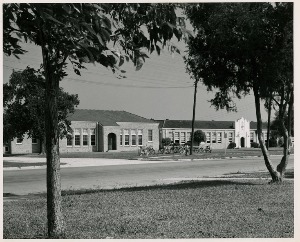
[4,178,293,239]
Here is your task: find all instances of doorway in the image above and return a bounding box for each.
[108,133,117,150]
[240,137,245,148]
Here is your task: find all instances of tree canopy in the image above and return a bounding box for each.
[3,67,79,145]
[4,3,188,76]
[184,2,293,181]
[185,2,292,110]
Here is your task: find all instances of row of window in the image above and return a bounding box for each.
[206,132,230,144]
[167,131,265,144]
[16,137,38,144]
[120,129,153,146]
[168,131,232,144]
[67,128,96,147]
[168,131,192,144]
[14,130,267,146]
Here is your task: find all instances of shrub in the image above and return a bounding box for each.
[278,137,284,147]
[268,138,278,147]
[278,137,293,147]
[227,142,236,149]
[251,142,260,148]
[162,138,172,147]
[194,130,206,145]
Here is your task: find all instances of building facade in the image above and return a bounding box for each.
[4,114,272,154]
[159,117,268,149]
[4,109,159,154]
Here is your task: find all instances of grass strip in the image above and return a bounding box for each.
[4,179,293,239]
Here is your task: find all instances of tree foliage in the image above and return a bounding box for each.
[162,137,172,146]
[185,3,291,109]
[184,2,293,182]
[193,130,206,145]
[4,3,189,75]
[3,67,79,145]
[271,111,294,138]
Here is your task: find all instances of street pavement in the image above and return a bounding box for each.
[3,155,294,196]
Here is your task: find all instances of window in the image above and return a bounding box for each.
[124,129,129,146]
[250,132,254,143]
[206,133,211,143]
[67,135,73,146]
[138,129,143,146]
[212,132,216,143]
[83,129,88,146]
[32,137,38,144]
[217,132,222,143]
[90,129,96,146]
[174,132,180,144]
[16,136,23,144]
[168,131,173,140]
[120,132,123,146]
[228,132,233,143]
[148,130,153,142]
[131,130,137,146]
[180,132,186,144]
[5,146,9,152]
[75,128,81,146]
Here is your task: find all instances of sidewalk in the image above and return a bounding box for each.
[2,156,182,171]
[3,154,293,171]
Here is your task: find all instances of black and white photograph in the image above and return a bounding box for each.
[2,1,296,239]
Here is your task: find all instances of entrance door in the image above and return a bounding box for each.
[108,133,117,150]
[240,137,245,148]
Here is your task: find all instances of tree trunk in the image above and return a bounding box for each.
[266,97,272,150]
[276,117,289,177]
[253,87,281,182]
[276,91,293,177]
[42,45,64,238]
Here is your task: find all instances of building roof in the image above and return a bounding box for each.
[162,120,235,129]
[160,119,268,130]
[68,109,156,126]
[250,121,268,130]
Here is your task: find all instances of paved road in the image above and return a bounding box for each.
[4,155,294,196]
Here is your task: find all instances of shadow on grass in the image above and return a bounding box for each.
[61,179,259,197]
[4,161,67,168]
[3,193,46,202]
[285,171,294,178]
[3,153,46,157]
[3,193,18,197]
[3,180,256,200]
[223,169,294,179]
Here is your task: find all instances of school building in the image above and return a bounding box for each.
[157,117,268,149]
[4,111,272,154]
[4,109,159,154]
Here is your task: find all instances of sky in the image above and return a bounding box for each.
[2,6,271,123]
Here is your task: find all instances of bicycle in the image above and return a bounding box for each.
[139,146,156,156]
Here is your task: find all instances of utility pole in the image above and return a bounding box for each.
[190,79,199,155]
